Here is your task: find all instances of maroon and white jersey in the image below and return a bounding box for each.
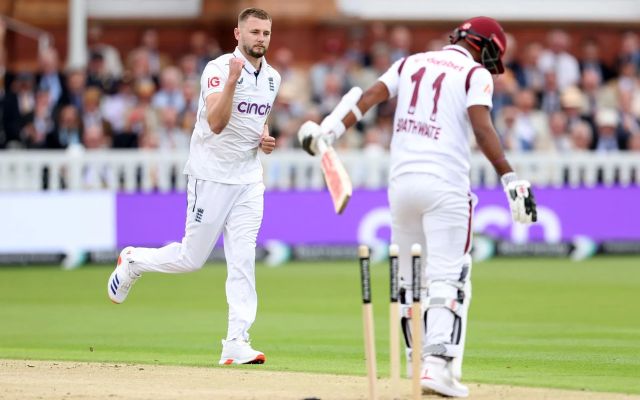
[379,44,493,189]
[184,48,281,184]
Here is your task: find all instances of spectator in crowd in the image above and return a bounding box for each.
[539,70,562,114]
[47,104,82,149]
[309,38,347,104]
[503,33,523,85]
[86,52,118,94]
[388,25,411,62]
[546,111,572,153]
[365,21,388,63]
[343,27,368,67]
[80,124,114,189]
[617,90,640,143]
[628,131,640,151]
[616,57,639,97]
[128,48,156,87]
[569,120,593,150]
[121,79,159,145]
[21,89,54,148]
[617,31,640,71]
[81,87,107,132]
[538,30,581,90]
[152,66,185,112]
[3,72,36,147]
[88,25,124,79]
[179,53,200,84]
[156,107,189,150]
[560,86,594,134]
[36,48,67,111]
[271,47,310,107]
[316,72,344,117]
[188,30,222,73]
[517,42,545,91]
[594,108,623,152]
[501,89,549,151]
[102,76,137,137]
[579,38,614,83]
[65,68,87,112]
[139,29,165,77]
[180,78,199,128]
[491,70,516,120]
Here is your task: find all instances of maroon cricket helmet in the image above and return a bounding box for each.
[450,16,507,74]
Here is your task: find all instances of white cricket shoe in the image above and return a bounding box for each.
[218,339,266,365]
[421,356,469,397]
[107,247,140,304]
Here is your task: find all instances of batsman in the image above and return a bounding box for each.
[299,17,537,397]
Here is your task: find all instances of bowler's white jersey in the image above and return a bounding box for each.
[184,48,281,184]
[379,44,493,189]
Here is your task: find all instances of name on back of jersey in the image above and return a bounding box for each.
[396,117,441,140]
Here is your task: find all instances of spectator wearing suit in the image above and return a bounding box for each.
[46,104,82,149]
[3,72,36,147]
[35,48,68,112]
[579,38,615,83]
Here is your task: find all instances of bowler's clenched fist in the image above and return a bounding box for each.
[228,58,244,82]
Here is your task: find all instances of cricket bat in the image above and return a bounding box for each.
[298,121,352,214]
[316,137,352,214]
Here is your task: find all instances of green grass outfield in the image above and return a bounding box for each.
[1,256,639,394]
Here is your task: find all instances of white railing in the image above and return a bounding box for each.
[0,149,639,192]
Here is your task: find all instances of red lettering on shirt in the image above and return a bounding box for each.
[208,76,221,88]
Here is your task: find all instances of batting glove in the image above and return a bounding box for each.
[298,119,345,156]
[501,172,537,224]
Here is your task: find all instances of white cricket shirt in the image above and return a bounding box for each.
[184,48,281,184]
[379,44,494,189]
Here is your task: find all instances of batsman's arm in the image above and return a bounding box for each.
[341,82,391,130]
[468,104,538,223]
[467,105,513,176]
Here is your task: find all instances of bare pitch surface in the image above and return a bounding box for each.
[2,360,639,400]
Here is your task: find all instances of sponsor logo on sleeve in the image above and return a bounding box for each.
[208,76,221,88]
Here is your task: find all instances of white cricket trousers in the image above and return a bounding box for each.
[130,177,265,342]
[388,173,474,348]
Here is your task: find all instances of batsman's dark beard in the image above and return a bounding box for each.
[244,43,266,59]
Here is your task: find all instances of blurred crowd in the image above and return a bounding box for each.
[2,20,640,154]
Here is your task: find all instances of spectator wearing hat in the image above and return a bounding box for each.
[594,108,623,152]
[560,86,595,127]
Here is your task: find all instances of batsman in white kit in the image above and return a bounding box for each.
[300,17,537,397]
[107,8,280,365]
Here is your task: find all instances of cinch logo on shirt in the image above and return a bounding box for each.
[237,101,272,116]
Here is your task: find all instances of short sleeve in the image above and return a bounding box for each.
[466,67,493,109]
[377,57,406,99]
[201,62,227,98]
